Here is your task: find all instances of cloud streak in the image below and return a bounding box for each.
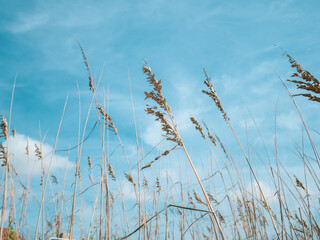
[6,133,74,176]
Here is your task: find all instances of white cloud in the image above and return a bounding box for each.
[5,133,74,176]
[277,110,300,131]
[142,121,163,147]
[5,13,49,33]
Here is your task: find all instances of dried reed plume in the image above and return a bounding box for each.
[25,142,29,155]
[11,128,15,137]
[193,190,206,205]
[97,106,118,134]
[51,175,59,185]
[141,62,181,170]
[217,210,226,224]
[78,42,94,91]
[108,163,116,181]
[156,177,162,192]
[284,53,320,103]
[124,172,136,186]
[202,68,229,121]
[0,144,8,168]
[188,192,196,208]
[203,121,217,146]
[110,192,115,203]
[207,192,219,205]
[143,177,149,188]
[35,144,43,160]
[0,115,8,140]
[143,63,182,146]
[215,134,228,159]
[294,176,306,191]
[87,155,92,169]
[190,116,205,139]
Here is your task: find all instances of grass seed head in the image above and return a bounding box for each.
[97,106,118,134]
[124,172,136,186]
[35,144,43,160]
[193,190,206,205]
[285,53,320,103]
[143,62,182,146]
[108,163,116,181]
[87,155,92,169]
[0,115,8,140]
[156,177,162,192]
[202,68,229,122]
[0,144,8,169]
[190,116,206,139]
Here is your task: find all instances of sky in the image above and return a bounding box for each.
[1,0,320,239]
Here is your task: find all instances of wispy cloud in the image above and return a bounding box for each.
[5,13,49,33]
[6,133,74,176]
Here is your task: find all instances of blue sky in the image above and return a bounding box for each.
[1,0,320,238]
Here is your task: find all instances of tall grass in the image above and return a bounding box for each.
[0,50,319,240]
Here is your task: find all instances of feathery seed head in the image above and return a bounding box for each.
[202,68,229,122]
[97,106,118,134]
[0,116,8,140]
[284,53,320,103]
[190,116,205,139]
[87,155,92,169]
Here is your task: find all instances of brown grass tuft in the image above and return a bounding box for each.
[284,53,320,103]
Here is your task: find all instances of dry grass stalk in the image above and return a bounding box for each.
[284,53,320,103]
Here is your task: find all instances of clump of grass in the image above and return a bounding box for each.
[1,49,320,240]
